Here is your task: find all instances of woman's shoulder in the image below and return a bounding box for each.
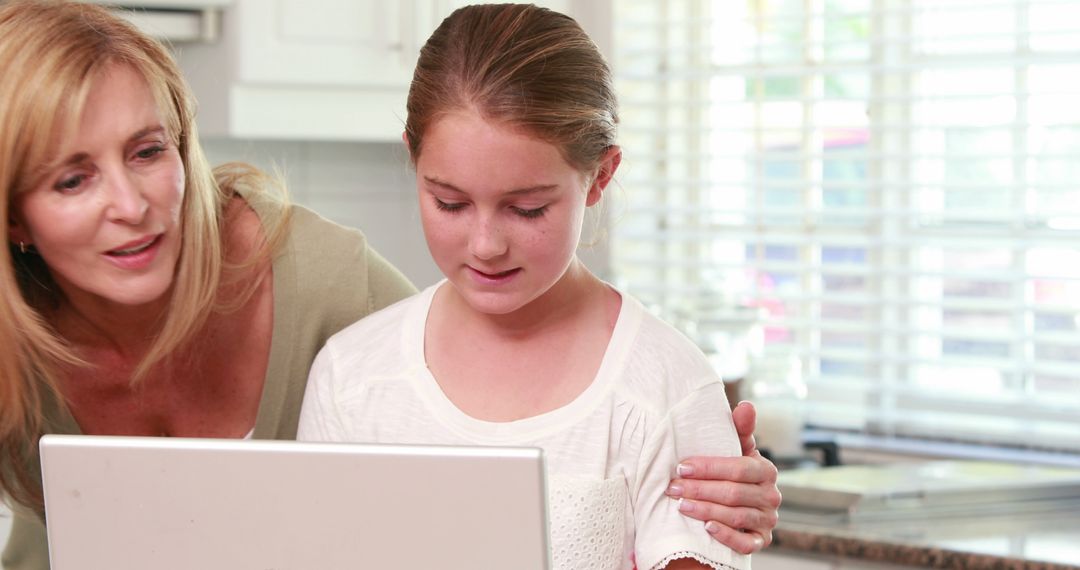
[225,193,371,307]
[217,163,369,263]
[223,180,414,345]
[285,202,368,256]
[328,287,423,343]
[284,203,415,307]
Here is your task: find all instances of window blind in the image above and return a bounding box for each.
[611,0,1080,452]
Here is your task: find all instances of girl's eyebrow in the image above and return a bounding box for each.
[423,175,558,196]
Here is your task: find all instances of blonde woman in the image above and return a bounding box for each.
[1,2,777,568]
[0,1,415,567]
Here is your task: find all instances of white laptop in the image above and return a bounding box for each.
[40,434,550,570]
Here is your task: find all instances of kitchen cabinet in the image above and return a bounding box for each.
[88,0,231,43]
[176,0,570,141]
[235,0,424,88]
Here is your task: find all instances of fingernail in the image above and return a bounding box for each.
[678,498,693,513]
[676,463,694,477]
[666,484,683,497]
[705,521,721,534]
[754,536,765,549]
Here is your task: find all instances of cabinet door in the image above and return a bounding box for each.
[236,0,418,87]
[234,0,572,89]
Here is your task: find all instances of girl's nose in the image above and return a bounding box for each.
[468,217,508,260]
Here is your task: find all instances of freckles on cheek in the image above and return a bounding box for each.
[521,230,542,249]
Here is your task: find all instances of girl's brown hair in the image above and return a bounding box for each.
[404,3,618,173]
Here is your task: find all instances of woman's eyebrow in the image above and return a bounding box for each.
[127,124,167,142]
[50,125,167,168]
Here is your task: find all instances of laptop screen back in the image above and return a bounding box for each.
[40,435,549,570]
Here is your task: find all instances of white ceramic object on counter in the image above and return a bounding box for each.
[0,501,11,553]
[747,351,807,458]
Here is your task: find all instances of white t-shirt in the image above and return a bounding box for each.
[298,282,749,570]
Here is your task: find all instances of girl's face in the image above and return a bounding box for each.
[8,64,185,312]
[414,109,616,317]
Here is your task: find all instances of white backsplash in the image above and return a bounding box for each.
[200,138,444,289]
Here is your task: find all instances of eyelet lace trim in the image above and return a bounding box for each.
[548,476,627,570]
[649,551,739,570]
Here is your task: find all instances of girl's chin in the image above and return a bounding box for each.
[450,287,539,317]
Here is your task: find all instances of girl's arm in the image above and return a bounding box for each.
[666,401,782,555]
[664,558,714,570]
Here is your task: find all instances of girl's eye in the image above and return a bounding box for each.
[134,145,165,160]
[435,198,466,213]
[513,206,548,219]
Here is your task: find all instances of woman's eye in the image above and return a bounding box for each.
[513,206,548,219]
[54,174,86,192]
[435,198,466,213]
[134,145,165,160]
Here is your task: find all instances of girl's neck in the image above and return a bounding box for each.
[424,259,623,422]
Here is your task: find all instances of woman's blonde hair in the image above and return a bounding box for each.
[0,0,283,506]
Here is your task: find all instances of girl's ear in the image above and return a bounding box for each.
[586,146,622,207]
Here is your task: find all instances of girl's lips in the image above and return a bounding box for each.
[103,234,163,270]
[469,266,521,283]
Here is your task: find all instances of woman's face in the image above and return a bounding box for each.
[8,64,185,311]
[414,109,613,317]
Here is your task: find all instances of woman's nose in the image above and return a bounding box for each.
[104,170,149,224]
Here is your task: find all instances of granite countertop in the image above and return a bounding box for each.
[771,506,1080,569]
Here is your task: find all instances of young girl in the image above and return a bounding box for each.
[298,4,755,569]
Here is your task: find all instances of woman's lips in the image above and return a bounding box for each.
[104,234,163,269]
[107,235,158,255]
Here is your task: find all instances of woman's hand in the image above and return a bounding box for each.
[666,401,782,554]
